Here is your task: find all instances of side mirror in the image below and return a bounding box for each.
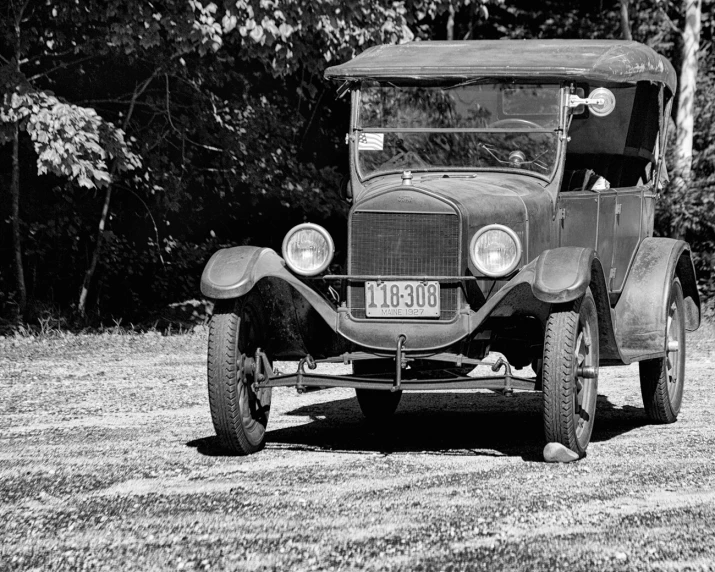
[568,87,616,117]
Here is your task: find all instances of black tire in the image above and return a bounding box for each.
[353,359,402,420]
[542,288,599,457]
[207,293,272,455]
[639,278,685,423]
[531,357,544,391]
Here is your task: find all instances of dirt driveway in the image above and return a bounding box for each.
[1,328,715,571]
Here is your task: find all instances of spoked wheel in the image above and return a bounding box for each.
[353,359,402,420]
[542,288,599,458]
[639,278,686,423]
[207,292,272,455]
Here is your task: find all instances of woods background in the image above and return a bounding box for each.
[1,0,713,329]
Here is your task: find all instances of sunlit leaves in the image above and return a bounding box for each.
[0,88,141,189]
[185,0,417,76]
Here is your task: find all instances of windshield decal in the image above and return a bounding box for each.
[358,132,385,151]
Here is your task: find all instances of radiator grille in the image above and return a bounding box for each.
[349,211,461,319]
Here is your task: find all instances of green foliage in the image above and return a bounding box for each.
[0,87,141,188]
[215,0,414,74]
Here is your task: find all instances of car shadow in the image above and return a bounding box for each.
[188,391,651,461]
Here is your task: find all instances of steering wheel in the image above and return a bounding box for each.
[488,118,541,129]
[508,150,527,168]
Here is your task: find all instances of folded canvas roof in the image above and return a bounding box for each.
[325,40,676,92]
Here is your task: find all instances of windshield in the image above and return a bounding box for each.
[356,82,562,180]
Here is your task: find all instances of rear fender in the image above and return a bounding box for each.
[615,237,700,362]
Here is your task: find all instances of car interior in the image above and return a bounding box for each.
[562,82,663,192]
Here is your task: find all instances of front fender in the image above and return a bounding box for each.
[531,247,596,303]
[201,247,278,299]
[200,246,339,330]
[529,247,621,362]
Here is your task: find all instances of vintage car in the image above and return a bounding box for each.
[201,40,700,458]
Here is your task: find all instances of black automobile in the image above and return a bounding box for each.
[201,40,700,458]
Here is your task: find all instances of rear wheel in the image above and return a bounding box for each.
[207,293,272,455]
[639,278,685,423]
[542,288,599,457]
[353,359,402,420]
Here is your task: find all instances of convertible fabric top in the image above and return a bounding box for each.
[325,40,676,92]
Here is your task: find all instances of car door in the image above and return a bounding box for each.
[596,190,616,288]
[611,187,644,292]
[558,189,615,285]
[558,191,598,251]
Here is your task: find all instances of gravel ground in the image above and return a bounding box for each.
[1,326,715,571]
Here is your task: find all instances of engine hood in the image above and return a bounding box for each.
[355,173,549,229]
[351,172,557,265]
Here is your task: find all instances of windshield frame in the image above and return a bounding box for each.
[351,81,570,184]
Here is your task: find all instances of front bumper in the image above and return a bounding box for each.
[249,347,537,394]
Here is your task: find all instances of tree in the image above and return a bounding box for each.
[0,1,140,321]
[672,0,703,189]
[1,0,244,318]
[78,0,426,316]
[620,0,633,40]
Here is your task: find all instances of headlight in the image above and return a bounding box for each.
[282,223,335,276]
[470,224,522,278]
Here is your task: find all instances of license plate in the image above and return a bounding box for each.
[365,281,440,318]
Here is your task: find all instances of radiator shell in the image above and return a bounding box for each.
[348,208,462,320]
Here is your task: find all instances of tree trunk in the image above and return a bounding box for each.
[77,183,113,316]
[10,122,26,321]
[77,75,154,317]
[673,0,702,185]
[9,2,27,322]
[446,2,455,41]
[620,0,633,40]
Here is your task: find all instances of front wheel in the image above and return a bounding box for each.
[542,288,599,457]
[207,293,272,455]
[639,278,686,423]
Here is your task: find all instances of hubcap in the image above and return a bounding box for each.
[238,355,257,385]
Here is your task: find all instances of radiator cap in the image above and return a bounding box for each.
[401,170,413,186]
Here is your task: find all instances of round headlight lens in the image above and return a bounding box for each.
[282,223,335,276]
[470,225,522,278]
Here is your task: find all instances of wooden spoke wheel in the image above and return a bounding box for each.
[639,278,686,423]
